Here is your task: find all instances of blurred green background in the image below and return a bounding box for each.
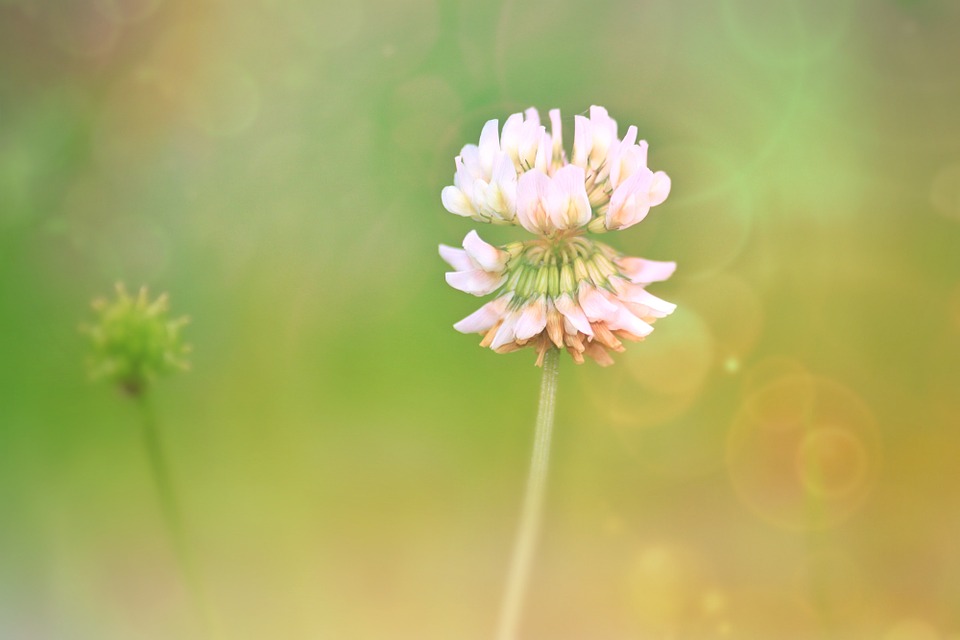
[2,0,960,638]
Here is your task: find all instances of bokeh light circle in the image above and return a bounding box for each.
[795,426,869,499]
[727,376,881,530]
[579,307,714,433]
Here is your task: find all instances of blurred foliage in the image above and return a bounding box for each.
[81,283,190,395]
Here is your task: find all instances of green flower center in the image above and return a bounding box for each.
[499,234,620,304]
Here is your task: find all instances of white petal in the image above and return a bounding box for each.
[547,165,591,230]
[523,107,541,127]
[484,153,518,220]
[572,115,592,167]
[453,296,511,334]
[587,105,618,164]
[462,230,508,272]
[517,123,544,170]
[439,244,472,271]
[491,151,518,185]
[606,169,654,230]
[516,169,555,235]
[589,105,617,144]
[549,108,564,159]
[514,298,547,341]
[617,257,676,283]
[589,105,611,122]
[555,295,594,336]
[459,145,483,180]
[609,142,648,189]
[478,119,501,177]
[441,186,475,217]
[499,112,525,160]
[490,312,520,350]
[534,130,551,173]
[445,270,506,296]
[648,171,671,207]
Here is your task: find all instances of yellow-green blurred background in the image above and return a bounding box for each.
[2,0,960,638]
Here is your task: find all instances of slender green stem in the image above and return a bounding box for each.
[495,348,560,640]
[136,393,217,638]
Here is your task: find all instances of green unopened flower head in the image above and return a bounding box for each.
[82,283,191,396]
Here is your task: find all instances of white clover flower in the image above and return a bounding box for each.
[440,106,676,366]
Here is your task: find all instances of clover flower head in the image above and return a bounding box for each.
[82,283,191,395]
[440,106,676,366]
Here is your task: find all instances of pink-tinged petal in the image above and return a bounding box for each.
[555,294,594,336]
[514,297,548,341]
[441,186,475,217]
[598,292,655,336]
[478,119,501,176]
[523,107,541,127]
[486,152,518,219]
[613,308,655,337]
[648,171,671,207]
[589,105,611,123]
[452,156,471,193]
[620,125,638,148]
[517,123,544,170]
[617,257,676,284]
[458,145,482,180]
[606,169,655,230]
[549,108,564,159]
[611,279,677,315]
[453,296,511,334]
[547,165,591,229]
[438,244,472,271]
[490,311,520,350]
[516,169,555,235]
[578,284,620,322]
[622,300,658,323]
[589,106,617,137]
[499,112,525,158]
[462,229,508,272]
[636,140,650,167]
[633,290,676,316]
[445,270,506,296]
[588,105,618,161]
[609,143,648,189]
[572,115,592,167]
[491,152,518,186]
[534,131,551,173]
